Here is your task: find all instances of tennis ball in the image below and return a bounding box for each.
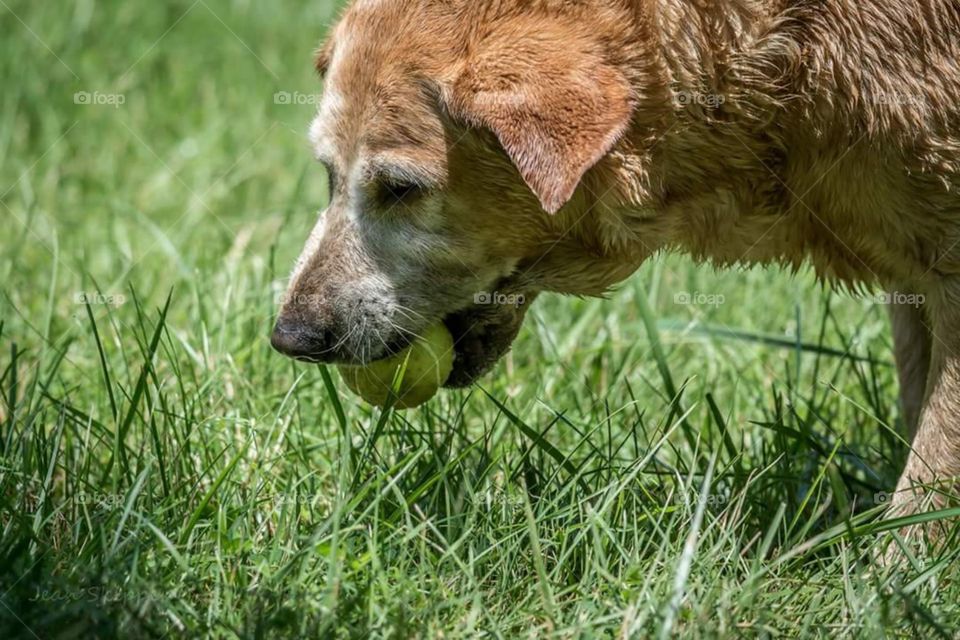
[339,323,454,409]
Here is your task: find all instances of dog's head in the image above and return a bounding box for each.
[272,0,653,386]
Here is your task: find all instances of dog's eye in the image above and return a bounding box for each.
[379,180,423,206]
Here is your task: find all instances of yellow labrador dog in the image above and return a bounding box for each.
[272,0,960,515]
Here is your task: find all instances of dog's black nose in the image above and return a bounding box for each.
[270,317,334,361]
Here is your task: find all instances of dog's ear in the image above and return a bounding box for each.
[445,18,634,214]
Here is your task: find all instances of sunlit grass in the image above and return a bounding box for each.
[2,1,959,637]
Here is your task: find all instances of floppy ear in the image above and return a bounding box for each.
[446,18,634,214]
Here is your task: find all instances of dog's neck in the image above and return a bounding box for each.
[550,2,799,267]
[432,0,800,262]
[563,0,944,290]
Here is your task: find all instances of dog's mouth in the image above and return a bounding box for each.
[442,292,536,388]
[277,292,536,388]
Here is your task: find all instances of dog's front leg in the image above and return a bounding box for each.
[893,283,960,515]
[889,297,932,437]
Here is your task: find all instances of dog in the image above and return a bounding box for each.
[271,0,960,516]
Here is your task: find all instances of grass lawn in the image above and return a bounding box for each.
[2,1,960,637]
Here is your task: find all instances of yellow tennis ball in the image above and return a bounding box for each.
[339,323,454,409]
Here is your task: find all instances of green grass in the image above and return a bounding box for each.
[2,1,960,637]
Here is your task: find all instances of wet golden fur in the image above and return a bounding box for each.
[277,0,960,516]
